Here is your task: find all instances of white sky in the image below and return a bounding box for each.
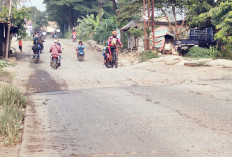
[22,0,46,11]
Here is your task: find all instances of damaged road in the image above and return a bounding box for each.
[12,39,232,157]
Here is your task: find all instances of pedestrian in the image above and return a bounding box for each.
[18,38,23,53]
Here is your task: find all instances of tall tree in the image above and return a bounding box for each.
[117,0,142,28]
[28,6,48,32]
[155,0,191,39]
[0,6,30,37]
[44,0,114,34]
[186,0,217,29]
[110,0,118,15]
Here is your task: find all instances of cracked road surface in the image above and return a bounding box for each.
[15,39,232,157]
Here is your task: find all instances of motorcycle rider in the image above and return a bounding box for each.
[42,31,47,39]
[76,41,85,55]
[57,39,61,47]
[107,31,123,59]
[32,41,41,59]
[33,32,40,44]
[50,40,62,64]
[38,36,44,52]
[72,30,77,38]
[102,42,109,64]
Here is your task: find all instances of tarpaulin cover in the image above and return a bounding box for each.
[150,26,174,51]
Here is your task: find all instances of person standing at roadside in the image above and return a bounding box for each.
[18,38,23,53]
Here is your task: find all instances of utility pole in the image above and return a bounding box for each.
[5,0,12,60]
[143,0,147,52]
[147,0,150,50]
[98,0,103,21]
[152,0,155,50]
[147,0,150,28]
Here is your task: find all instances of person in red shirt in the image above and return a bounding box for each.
[106,31,123,59]
[50,40,62,63]
[18,38,23,53]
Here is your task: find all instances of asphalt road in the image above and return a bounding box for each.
[18,39,232,157]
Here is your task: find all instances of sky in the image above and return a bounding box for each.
[23,0,46,11]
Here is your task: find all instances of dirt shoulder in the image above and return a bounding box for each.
[87,41,232,102]
[0,41,35,157]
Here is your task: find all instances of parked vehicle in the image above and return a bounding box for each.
[50,55,60,69]
[105,47,118,68]
[175,27,215,55]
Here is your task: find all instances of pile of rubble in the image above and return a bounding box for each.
[150,56,232,68]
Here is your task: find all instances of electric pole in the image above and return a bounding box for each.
[147,0,150,50]
[147,0,150,28]
[143,0,147,52]
[152,0,155,50]
[5,0,12,60]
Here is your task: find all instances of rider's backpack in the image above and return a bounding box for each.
[32,44,38,52]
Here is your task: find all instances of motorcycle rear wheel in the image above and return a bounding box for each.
[77,55,84,61]
[52,58,58,69]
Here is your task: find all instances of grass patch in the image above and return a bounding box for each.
[187,46,218,59]
[0,69,11,78]
[0,60,14,81]
[64,31,72,39]
[0,60,15,68]
[139,50,159,62]
[0,85,26,145]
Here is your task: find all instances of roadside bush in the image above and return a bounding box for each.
[0,69,11,80]
[93,17,116,45]
[0,60,14,68]
[187,46,218,58]
[0,85,26,145]
[139,50,158,62]
[217,45,232,60]
[64,31,72,39]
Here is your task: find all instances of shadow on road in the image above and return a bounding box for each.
[27,68,67,93]
[14,51,68,94]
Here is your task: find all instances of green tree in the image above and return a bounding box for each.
[186,0,217,29]
[0,6,30,38]
[117,0,142,28]
[94,16,117,44]
[77,14,100,40]
[28,6,48,32]
[44,0,115,35]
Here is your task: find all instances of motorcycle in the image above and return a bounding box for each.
[105,47,118,68]
[77,50,84,61]
[33,51,40,64]
[72,35,77,42]
[52,34,58,38]
[50,55,61,69]
[42,34,46,40]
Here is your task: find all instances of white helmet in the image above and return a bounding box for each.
[54,40,58,43]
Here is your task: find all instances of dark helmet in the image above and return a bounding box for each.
[79,41,83,44]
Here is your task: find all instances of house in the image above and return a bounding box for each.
[25,20,33,36]
[0,21,18,57]
[121,17,188,53]
[46,21,59,34]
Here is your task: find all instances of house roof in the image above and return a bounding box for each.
[0,21,18,34]
[121,18,186,31]
[121,20,142,31]
[0,21,9,24]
